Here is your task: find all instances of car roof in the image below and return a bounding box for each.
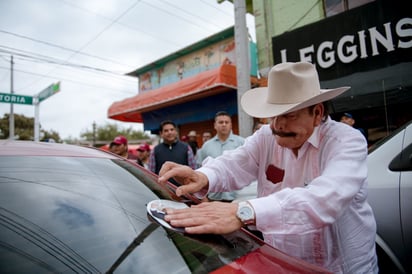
[0,140,118,158]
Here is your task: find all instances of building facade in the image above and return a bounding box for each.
[108,27,265,145]
[109,0,411,145]
[252,0,411,144]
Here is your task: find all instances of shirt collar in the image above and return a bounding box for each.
[307,125,321,149]
[212,132,235,143]
[306,116,331,150]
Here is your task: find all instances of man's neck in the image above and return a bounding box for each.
[163,139,176,145]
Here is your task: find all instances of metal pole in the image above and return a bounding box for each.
[234,0,253,137]
[93,121,96,146]
[34,97,40,141]
[9,55,14,139]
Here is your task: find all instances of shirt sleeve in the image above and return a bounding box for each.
[148,150,156,173]
[187,145,197,170]
[199,123,369,234]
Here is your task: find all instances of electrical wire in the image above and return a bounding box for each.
[0,0,235,97]
[59,0,184,48]
[0,29,132,69]
[0,65,136,96]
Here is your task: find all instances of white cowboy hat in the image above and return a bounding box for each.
[241,62,350,118]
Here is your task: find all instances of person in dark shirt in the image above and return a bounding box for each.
[148,120,196,180]
[340,112,368,140]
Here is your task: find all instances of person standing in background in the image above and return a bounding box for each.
[196,111,245,202]
[201,131,212,144]
[187,130,199,156]
[149,120,196,183]
[136,143,151,169]
[196,131,213,169]
[109,135,130,159]
[340,112,368,140]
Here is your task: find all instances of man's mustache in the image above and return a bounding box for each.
[272,130,297,137]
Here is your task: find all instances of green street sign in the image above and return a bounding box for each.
[38,82,60,102]
[0,92,33,105]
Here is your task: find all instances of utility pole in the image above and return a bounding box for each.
[9,55,14,140]
[92,121,96,146]
[234,0,253,137]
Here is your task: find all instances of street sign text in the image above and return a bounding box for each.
[0,93,33,105]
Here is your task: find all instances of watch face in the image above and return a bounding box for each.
[239,206,253,221]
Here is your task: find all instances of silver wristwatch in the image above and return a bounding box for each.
[236,201,255,225]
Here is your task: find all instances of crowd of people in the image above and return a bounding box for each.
[106,61,378,273]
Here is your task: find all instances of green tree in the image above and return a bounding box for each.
[41,129,61,143]
[80,122,150,145]
[0,113,61,141]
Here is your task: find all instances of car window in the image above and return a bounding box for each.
[368,121,412,154]
[389,143,412,171]
[0,156,262,273]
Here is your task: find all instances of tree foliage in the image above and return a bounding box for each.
[79,122,150,144]
[0,114,149,144]
[0,113,61,141]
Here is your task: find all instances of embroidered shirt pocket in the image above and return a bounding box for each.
[266,164,285,184]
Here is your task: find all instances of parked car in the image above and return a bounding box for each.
[0,140,328,273]
[367,120,412,273]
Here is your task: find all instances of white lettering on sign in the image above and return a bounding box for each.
[0,94,26,103]
[280,17,412,68]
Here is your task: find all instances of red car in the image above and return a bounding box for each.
[0,140,329,273]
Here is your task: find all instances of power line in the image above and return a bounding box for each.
[12,0,143,92]
[0,29,132,69]
[0,65,136,96]
[0,1,235,97]
[199,0,233,17]
[64,0,143,61]
[0,46,130,76]
[141,0,218,33]
[0,46,137,95]
[157,0,231,29]
[59,0,184,48]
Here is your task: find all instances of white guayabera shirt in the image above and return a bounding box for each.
[198,117,378,274]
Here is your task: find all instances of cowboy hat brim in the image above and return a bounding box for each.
[241,86,350,118]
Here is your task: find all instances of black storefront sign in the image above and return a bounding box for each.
[272,0,412,138]
[272,0,412,81]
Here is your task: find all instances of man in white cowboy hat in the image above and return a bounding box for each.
[158,62,378,273]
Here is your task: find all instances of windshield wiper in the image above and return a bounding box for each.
[105,222,159,274]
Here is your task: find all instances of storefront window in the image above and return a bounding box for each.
[324,0,375,17]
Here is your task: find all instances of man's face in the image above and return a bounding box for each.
[202,133,212,143]
[270,104,323,151]
[161,124,178,143]
[340,116,354,126]
[110,143,127,157]
[137,150,149,160]
[214,115,232,135]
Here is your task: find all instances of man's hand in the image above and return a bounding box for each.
[158,161,209,197]
[164,202,243,234]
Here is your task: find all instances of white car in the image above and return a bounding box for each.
[367,120,412,273]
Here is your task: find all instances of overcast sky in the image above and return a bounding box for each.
[0,0,255,140]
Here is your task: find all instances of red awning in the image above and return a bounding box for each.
[108,64,240,122]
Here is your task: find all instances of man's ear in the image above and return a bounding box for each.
[313,103,324,126]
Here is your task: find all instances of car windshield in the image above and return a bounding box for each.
[0,155,262,273]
